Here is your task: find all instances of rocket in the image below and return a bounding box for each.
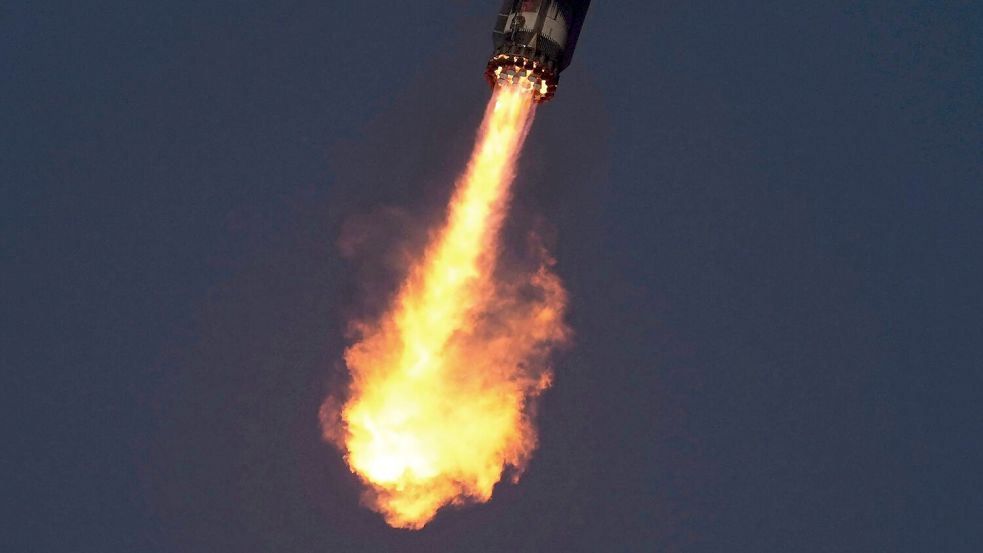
[485,0,592,103]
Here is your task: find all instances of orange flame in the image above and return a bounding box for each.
[321,86,570,529]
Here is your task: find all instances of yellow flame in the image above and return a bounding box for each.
[321,86,570,529]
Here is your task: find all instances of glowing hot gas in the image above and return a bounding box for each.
[320,85,571,529]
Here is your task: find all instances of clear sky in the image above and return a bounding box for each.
[5,1,980,552]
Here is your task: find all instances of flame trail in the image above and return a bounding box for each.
[321,86,569,529]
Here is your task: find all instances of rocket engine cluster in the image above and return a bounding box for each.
[485,0,592,102]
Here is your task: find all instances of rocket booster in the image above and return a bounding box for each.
[485,0,592,102]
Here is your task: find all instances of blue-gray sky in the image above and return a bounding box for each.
[5,1,981,552]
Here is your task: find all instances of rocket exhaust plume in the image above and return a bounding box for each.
[320,85,570,529]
